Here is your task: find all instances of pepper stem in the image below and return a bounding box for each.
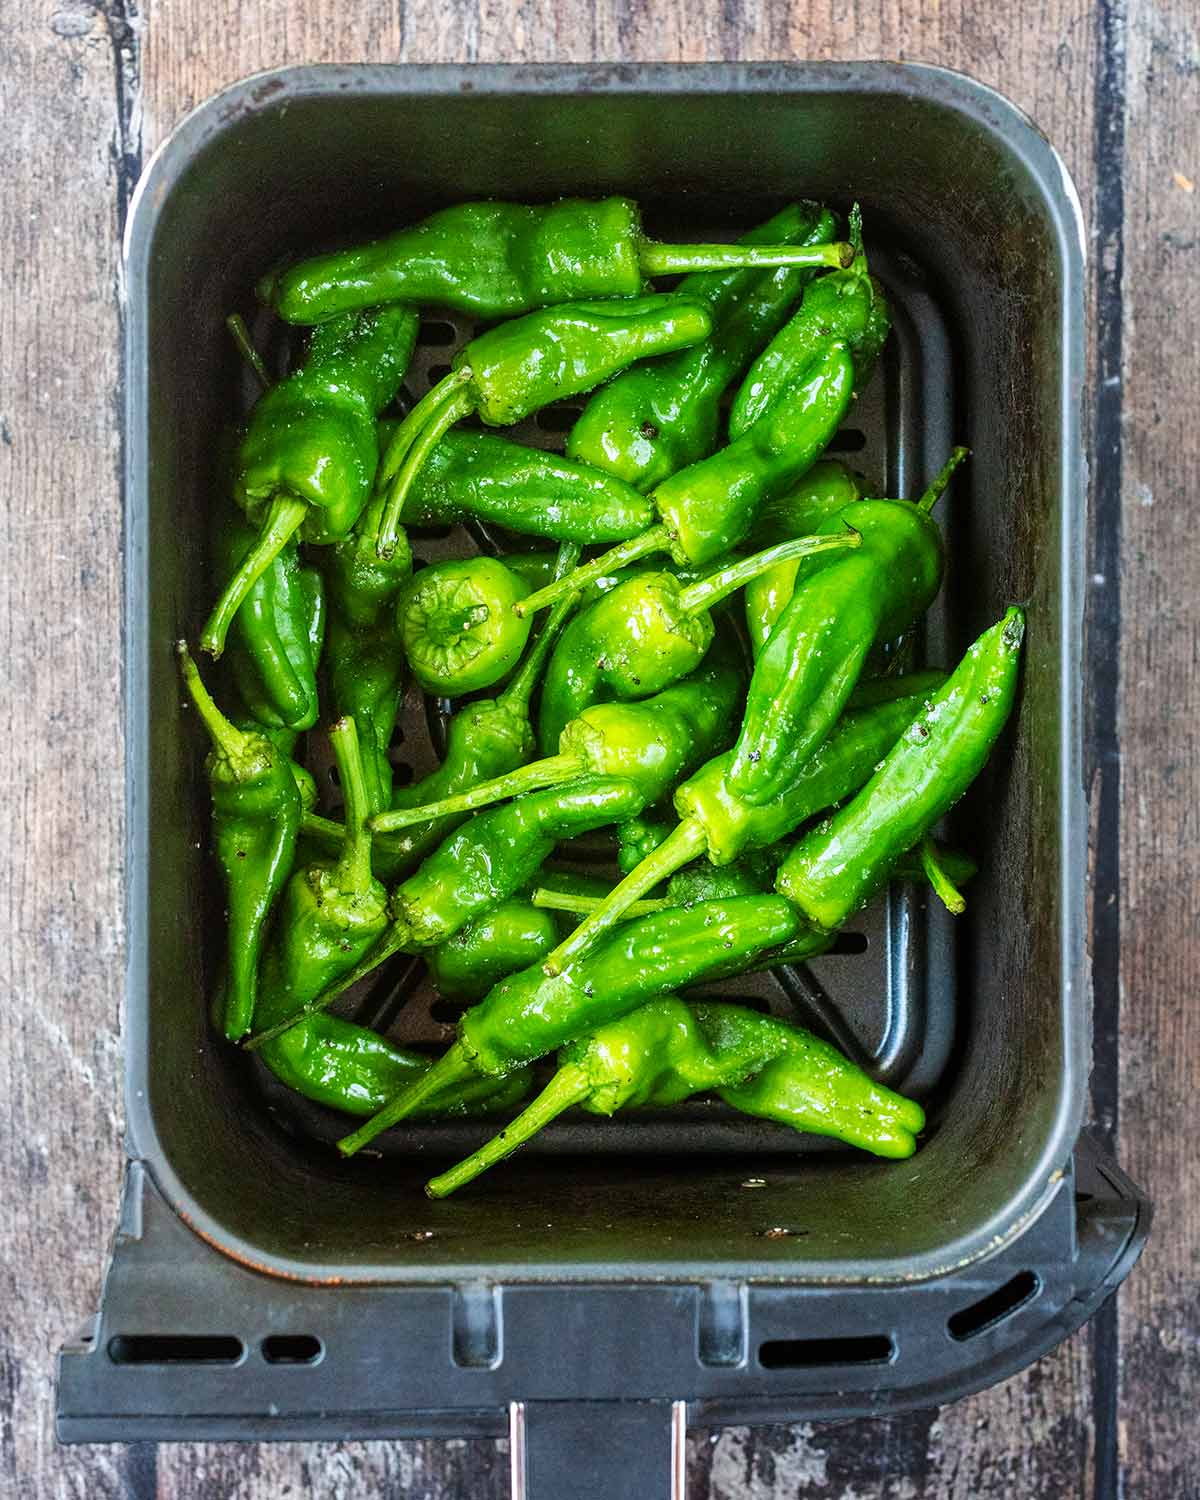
[920,836,967,915]
[200,494,309,657]
[917,447,970,514]
[425,1064,593,1197]
[243,925,408,1051]
[375,368,474,557]
[226,313,272,391]
[328,718,374,895]
[301,809,345,852]
[377,385,476,559]
[498,542,583,709]
[676,529,862,617]
[175,641,254,763]
[370,753,583,832]
[541,817,709,975]
[532,888,667,920]
[337,1039,478,1155]
[514,525,671,618]
[638,240,855,276]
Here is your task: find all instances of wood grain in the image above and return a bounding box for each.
[1,0,1194,1494]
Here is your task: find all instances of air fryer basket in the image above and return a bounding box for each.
[59,64,1148,1494]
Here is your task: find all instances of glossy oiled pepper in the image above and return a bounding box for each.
[324,489,414,815]
[726,448,967,807]
[541,671,946,972]
[336,895,803,1155]
[535,529,859,753]
[219,510,327,732]
[176,643,301,1041]
[380,424,655,544]
[202,306,418,656]
[249,775,647,1051]
[426,899,560,1003]
[370,637,745,830]
[375,296,715,558]
[513,341,856,618]
[254,717,389,1024]
[259,196,854,325]
[777,608,1024,931]
[426,996,924,1195]
[729,209,892,438]
[566,203,837,491]
[398,556,532,696]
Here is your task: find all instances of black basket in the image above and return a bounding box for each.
[58,63,1149,1498]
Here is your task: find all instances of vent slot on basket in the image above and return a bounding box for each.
[758,1334,894,1369]
[947,1270,1040,1341]
[108,1334,243,1365]
[262,1334,323,1364]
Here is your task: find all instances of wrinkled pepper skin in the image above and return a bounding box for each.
[397,556,532,696]
[335,895,802,1154]
[566,204,836,491]
[777,608,1024,932]
[729,258,892,438]
[427,899,560,1002]
[727,498,946,805]
[177,645,301,1042]
[260,197,851,325]
[219,511,326,731]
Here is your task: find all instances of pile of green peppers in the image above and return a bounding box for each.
[179,197,1025,1200]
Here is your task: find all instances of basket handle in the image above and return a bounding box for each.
[511,1398,686,1500]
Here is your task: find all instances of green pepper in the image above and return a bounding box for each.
[260,197,854,325]
[726,449,966,806]
[426,995,924,1195]
[729,209,892,438]
[541,671,946,972]
[202,305,418,656]
[176,643,301,1042]
[426,899,560,1003]
[513,341,857,618]
[617,814,676,874]
[335,894,803,1155]
[398,555,532,696]
[534,528,859,754]
[218,510,327,731]
[566,203,838,491]
[777,608,1024,931]
[370,637,745,830]
[254,717,389,1024]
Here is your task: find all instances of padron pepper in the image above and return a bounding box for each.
[535,527,860,753]
[259,195,854,324]
[176,643,301,1042]
[541,671,946,972]
[513,340,857,616]
[426,995,925,1196]
[777,608,1024,931]
[202,305,418,656]
[726,447,968,807]
[336,895,804,1156]
[374,296,717,558]
[426,898,561,1004]
[370,634,745,830]
[566,203,838,491]
[397,555,532,697]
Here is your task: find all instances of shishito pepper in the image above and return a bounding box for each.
[176,643,301,1042]
[777,608,1024,931]
[535,528,860,753]
[397,556,533,697]
[426,996,925,1196]
[541,672,946,973]
[260,196,854,324]
[566,203,837,491]
[374,296,716,559]
[426,899,561,1003]
[369,636,745,830]
[335,895,803,1156]
[725,448,967,807]
[202,306,418,656]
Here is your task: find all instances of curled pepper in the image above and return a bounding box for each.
[776,608,1024,931]
[176,643,301,1041]
[259,196,854,324]
[202,306,418,656]
[335,895,803,1155]
[375,296,715,558]
[426,996,924,1196]
[398,555,532,696]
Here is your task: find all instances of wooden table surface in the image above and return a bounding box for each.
[4,0,1197,1495]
